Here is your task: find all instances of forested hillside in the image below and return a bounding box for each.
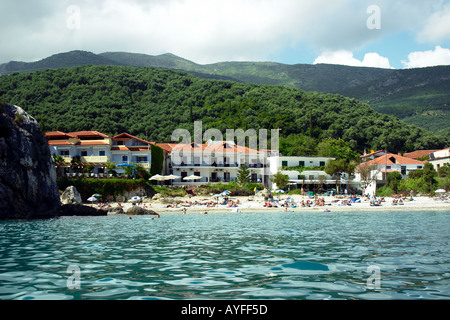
[0,65,447,155]
[2,51,449,134]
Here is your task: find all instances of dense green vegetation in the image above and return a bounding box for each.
[57,177,154,201]
[0,65,447,155]
[2,50,449,133]
[377,163,449,196]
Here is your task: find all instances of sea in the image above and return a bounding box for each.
[0,209,449,301]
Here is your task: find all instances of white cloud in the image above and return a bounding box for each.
[417,3,450,43]
[401,46,450,68]
[0,0,445,65]
[313,50,393,69]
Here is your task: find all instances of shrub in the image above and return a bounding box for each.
[57,178,153,201]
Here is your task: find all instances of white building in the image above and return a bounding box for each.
[110,133,154,171]
[355,153,426,195]
[428,147,450,171]
[267,155,335,190]
[46,131,154,177]
[166,140,270,186]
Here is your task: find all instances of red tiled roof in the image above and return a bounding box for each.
[403,150,438,159]
[76,141,110,146]
[48,140,74,146]
[156,143,177,153]
[360,150,385,158]
[69,131,111,139]
[169,142,261,154]
[112,133,154,145]
[45,131,77,139]
[111,146,150,152]
[358,153,425,167]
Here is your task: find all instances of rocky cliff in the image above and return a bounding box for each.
[0,104,61,219]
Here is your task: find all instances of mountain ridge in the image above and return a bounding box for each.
[1,50,449,133]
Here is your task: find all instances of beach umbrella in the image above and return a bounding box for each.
[183,175,202,181]
[87,196,97,202]
[435,189,446,193]
[150,174,168,186]
[165,174,181,180]
[129,196,142,202]
[221,190,230,196]
[275,189,285,193]
[92,193,102,197]
[164,174,181,186]
[150,174,166,181]
[116,163,136,167]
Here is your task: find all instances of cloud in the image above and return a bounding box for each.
[417,3,450,43]
[313,50,393,69]
[401,46,450,68]
[0,0,445,65]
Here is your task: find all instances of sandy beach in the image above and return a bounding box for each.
[101,194,450,214]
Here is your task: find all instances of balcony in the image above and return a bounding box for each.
[171,162,267,169]
[173,162,240,168]
[138,162,151,169]
[80,156,110,163]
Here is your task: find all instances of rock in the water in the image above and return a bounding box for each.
[60,186,82,205]
[106,206,124,214]
[0,105,61,219]
[126,205,159,216]
[59,204,107,216]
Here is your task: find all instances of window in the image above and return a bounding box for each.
[320,161,325,166]
[401,166,406,175]
[99,150,106,156]
[81,151,87,157]
[299,161,305,167]
[59,150,69,156]
[122,156,128,162]
[282,161,288,167]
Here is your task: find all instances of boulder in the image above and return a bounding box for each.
[60,186,82,205]
[0,105,61,219]
[255,188,272,199]
[126,205,160,216]
[59,204,107,216]
[106,206,124,214]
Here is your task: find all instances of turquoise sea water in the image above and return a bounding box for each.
[0,210,449,300]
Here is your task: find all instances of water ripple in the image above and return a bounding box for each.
[0,210,449,300]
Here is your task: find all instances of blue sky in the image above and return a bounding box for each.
[1,0,450,69]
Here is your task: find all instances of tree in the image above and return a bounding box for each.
[236,165,251,188]
[386,171,402,193]
[357,164,379,194]
[52,155,66,178]
[325,158,355,193]
[270,171,289,190]
[105,161,117,177]
[150,145,164,176]
[423,162,437,192]
[83,164,95,177]
[317,138,359,161]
